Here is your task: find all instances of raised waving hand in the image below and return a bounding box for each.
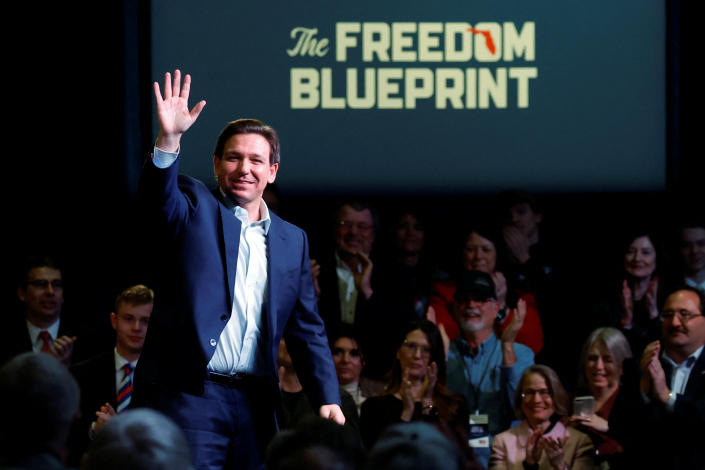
[153,69,206,152]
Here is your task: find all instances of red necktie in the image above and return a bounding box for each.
[38,331,52,353]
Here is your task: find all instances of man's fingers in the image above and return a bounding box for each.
[153,82,164,104]
[190,100,207,121]
[164,72,172,99]
[172,69,181,98]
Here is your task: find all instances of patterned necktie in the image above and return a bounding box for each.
[38,331,52,353]
[116,363,134,413]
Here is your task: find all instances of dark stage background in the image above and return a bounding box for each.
[4,1,701,346]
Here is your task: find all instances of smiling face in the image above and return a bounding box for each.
[624,236,657,280]
[397,329,431,379]
[214,133,278,217]
[18,266,64,327]
[463,232,497,274]
[520,373,555,428]
[585,341,620,393]
[454,295,499,338]
[111,301,152,360]
[661,290,705,358]
[335,205,375,256]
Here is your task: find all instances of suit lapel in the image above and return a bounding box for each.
[685,350,705,397]
[266,215,288,343]
[217,197,241,308]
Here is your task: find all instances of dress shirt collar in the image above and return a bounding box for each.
[26,318,60,345]
[663,344,704,368]
[454,332,498,357]
[114,348,138,373]
[218,188,271,234]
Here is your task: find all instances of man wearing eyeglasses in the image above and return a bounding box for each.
[640,287,705,469]
[445,270,534,468]
[0,256,78,367]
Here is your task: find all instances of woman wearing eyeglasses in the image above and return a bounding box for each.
[359,319,481,470]
[489,365,595,470]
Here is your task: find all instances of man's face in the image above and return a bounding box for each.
[332,337,364,385]
[507,203,542,238]
[680,227,705,274]
[111,301,152,357]
[335,205,375,256]
[453,294,499,336]
[661,290,705,355]
[18,267,64,324]
[214,133,278,212]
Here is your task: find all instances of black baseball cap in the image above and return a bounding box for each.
[454,270,496,301]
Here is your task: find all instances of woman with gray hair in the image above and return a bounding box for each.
[569,327,647,469]
[489,365,595,470]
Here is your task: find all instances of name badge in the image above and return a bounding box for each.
[469,413,490,448]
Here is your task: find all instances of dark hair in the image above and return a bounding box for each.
[513,365,569,420]
[328,324,365,359]
[384,320,465,425]
[665,286,705,315]
[213,118,280,165]
[115,284,154,312]
[17,255,62,289]
[81,409,193,470]
[498,189,542,215]
[335,199,380,232]
[619,229,664,280]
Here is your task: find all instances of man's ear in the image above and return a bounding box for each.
[17,287,26,302]
[110,312,117,330]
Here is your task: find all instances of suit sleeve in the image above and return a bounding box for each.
[284,230,341,409]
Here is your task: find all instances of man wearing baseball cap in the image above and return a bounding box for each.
[445,270,534,468]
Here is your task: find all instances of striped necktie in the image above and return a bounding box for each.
[116,363,134,413]
[38,331,52,353]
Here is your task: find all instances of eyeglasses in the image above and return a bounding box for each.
[337,220,373,232]
[521,388,551,399]
[402,341,432,357]
[27,279,63,290]
[661,309,703,322]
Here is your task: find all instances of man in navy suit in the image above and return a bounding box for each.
[641,286,705,469]
[133,70,343,470]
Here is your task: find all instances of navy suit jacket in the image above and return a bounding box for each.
[134,156,340,415]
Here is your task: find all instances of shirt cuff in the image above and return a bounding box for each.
[152,146,179,168]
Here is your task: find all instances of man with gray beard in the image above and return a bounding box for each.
[445,270,534,468]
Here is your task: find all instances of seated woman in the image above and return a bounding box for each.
[569,327,646,469]
[429,224,544,354]
[489,365,595,470]
[359,319,477,469]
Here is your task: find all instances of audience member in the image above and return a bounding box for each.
[569,327,647,469]
[366,421,482,470]
[0,255,84,366]
[429,225,544,355]
[80,408,193,470]
[673,219,705,294]
[375,208,435,319]
[489,365,595,470]
[277,338,359,432]
[0,352,80,469]
[445,270,534,467]
[360,319,477,469]
[497,190,556,299]
[330,324,386,415]
[265,415,366,470]
[640,287,705,469]
[67,284,154,465]
[588,230,665,359]
[312,200,401,380]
